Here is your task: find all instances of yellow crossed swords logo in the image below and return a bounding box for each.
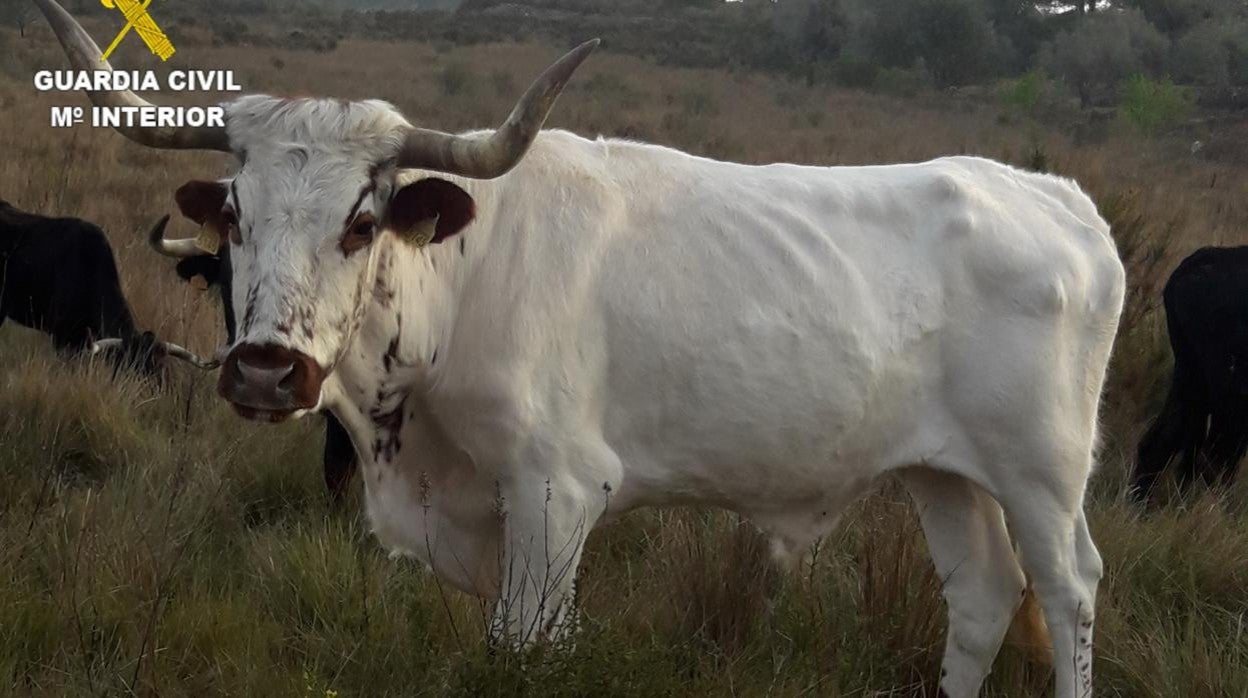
[99,0,176,62]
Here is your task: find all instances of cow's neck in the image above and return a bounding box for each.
[324,175,501,473]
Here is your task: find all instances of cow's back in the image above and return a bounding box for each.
[440,135,1125,511]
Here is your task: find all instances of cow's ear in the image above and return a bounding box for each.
[385,178,475,246]
[176,180,229,226]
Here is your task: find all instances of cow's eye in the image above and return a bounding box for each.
[222,208,241,245]
[342,213,376,255]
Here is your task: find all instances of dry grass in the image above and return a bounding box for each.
[2,25,1248,696]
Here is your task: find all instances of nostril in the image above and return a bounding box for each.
[235,360,296,393]
[277,367,300,393]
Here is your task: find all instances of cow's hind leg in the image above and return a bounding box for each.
[1132,359,1208,503]
[899,467,1027,698]
[1203,400,1248,490]
[1000,481,1100,698]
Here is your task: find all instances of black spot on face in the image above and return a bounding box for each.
[241,282,259,335]
[300,305,316,341]
[459,237,465,256]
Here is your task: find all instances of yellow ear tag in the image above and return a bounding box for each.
[194,223,219,254]
[409,214,439,248]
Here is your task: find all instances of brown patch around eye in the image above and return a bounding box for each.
[341,212,377,256]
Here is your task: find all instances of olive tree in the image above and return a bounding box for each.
[1040,8,1169,106]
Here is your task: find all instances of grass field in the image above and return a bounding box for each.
[3,23,1248,696]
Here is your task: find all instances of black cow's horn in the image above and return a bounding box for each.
[159,341,221,370]
[147,215,202,258]
[90,338,123,354]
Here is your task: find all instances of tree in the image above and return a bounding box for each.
[856,0,1011,87]
[1171,18,1248,87]
[772,0,848,85]
[1116,0,1244,38]
[985,0,1056,73]
[1040,8,1169,105]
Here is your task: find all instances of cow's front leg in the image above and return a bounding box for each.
[490,478,597,646]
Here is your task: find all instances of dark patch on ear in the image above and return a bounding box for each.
[176,181,229,226]
[386,178,475,245]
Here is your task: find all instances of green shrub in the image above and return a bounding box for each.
[1002,70,1044,114]
[1120,74,1192,135]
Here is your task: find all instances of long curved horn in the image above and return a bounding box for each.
[90,338,124,355]
[396,39,599,178]
[159,341,221,370]
[32,0,231,152]
[147,215,202,258]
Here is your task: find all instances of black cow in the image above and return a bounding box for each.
[1133,246,1248,503]
[0,199,165,374]
[149,217,359,502]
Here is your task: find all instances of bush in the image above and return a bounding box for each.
[1001,69,1045,114]
[830,54,878,89]
[874,64,933,97]
[1120,74,1192,134]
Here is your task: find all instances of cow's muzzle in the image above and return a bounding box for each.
[218,343,325,423]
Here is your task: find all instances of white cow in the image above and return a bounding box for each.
[37,1,1124,695]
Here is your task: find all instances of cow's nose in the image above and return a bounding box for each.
[218,343,325,418]
[235,359,295,396]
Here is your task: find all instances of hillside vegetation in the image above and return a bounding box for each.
[0,21,1247,696]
